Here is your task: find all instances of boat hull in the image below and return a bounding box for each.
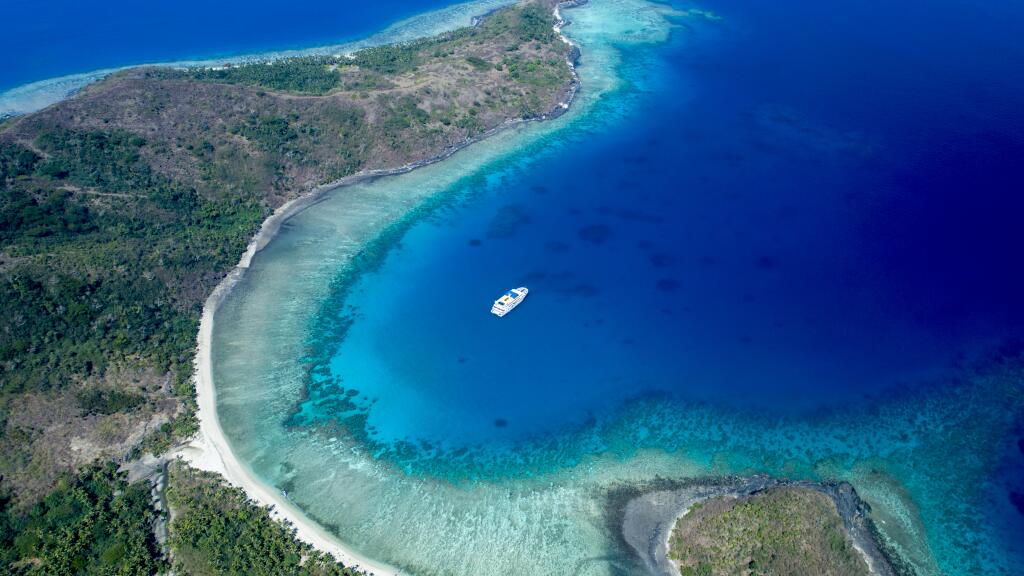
[491,287,528,316]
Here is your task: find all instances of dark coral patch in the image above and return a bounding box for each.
[487,204,532,238]
[578,224,612,244]
[1010,491,1024,516]
[525,271,548,282]
[649,252,672,268]
[564,284,599,298]
[657,278,679,292]
[756,255,778,269]
[599,205,663,223]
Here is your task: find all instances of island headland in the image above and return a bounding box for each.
[616,475,900,576]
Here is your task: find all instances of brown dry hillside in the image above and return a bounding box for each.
[669,487,872,576]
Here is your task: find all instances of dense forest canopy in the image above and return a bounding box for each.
[0,464,164,575]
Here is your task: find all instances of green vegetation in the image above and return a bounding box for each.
[191,56,344,95]
[140,412,199,456]
[185,42,426,95]
[167,462,362,576]
[0,124,265,508]
[0,129,264,398]
[465,55,492,71]
[503,56,571,88]
[669,487,870,576]
[379,95,431,149]
[351,43,422,75]
[34,129,156,195]
[514,2,559,42]
[0,463,164,575]
[76,387,146,415]
[186,41,429,95]
[232,114,304,156]
[0,460,370,575]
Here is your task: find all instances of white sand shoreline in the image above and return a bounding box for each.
[176,250,404,575]
[174,4,581,575]
[173,147,520,576]
[174,159,432,575]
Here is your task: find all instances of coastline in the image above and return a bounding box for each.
[175,4,582,575]
[178,284,402,575]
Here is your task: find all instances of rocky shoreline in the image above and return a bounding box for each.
[614,475,899,576]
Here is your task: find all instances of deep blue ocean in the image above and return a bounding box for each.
[0,0,460,91]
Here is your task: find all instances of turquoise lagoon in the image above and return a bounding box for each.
[212,0,1024,574]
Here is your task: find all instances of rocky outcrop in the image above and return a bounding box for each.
[616,475,898,576]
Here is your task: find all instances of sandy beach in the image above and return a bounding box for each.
[172,156,448,576]
[176,194,404,575]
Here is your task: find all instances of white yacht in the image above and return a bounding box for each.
[491,287,528,317]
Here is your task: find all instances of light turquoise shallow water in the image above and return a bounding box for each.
[211,1,1024,574]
